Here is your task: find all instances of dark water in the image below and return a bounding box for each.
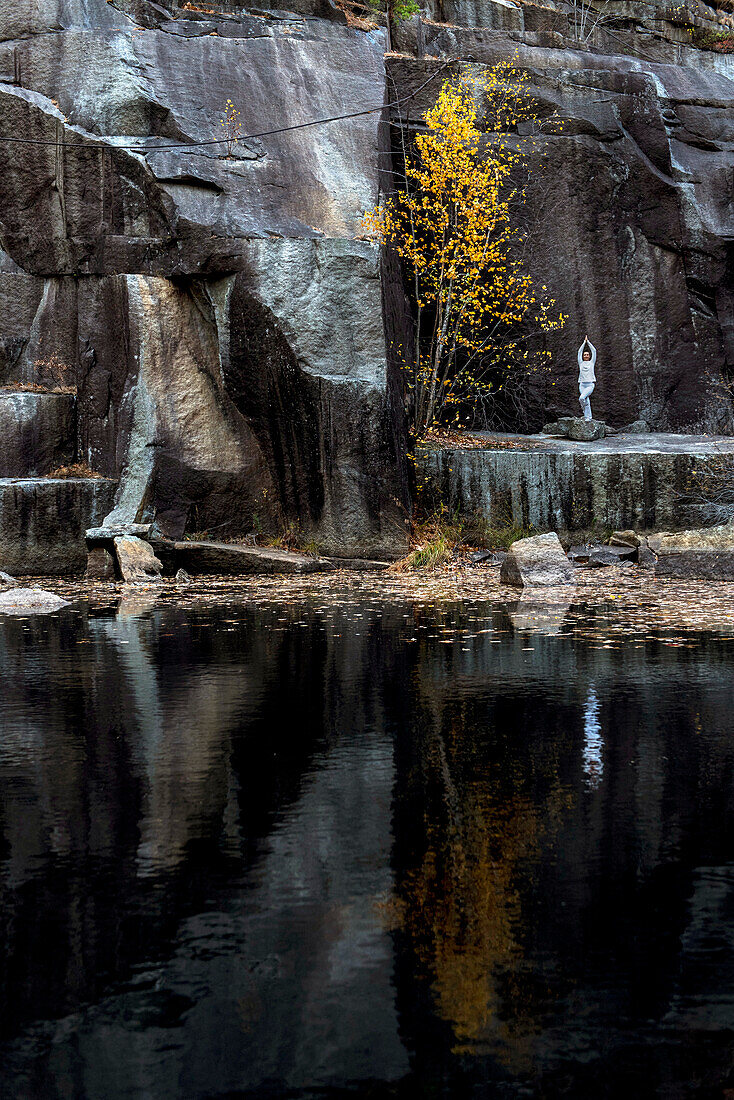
[1,590,734,1099]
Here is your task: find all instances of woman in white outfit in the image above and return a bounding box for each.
[578,335,596,421]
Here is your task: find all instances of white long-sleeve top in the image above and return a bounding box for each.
[578,339,597,385]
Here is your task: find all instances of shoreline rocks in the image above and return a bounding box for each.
[645,523,734,580]
[501,532,576,587]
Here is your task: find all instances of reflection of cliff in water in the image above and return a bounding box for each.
[1,599,734,1096]
[393,607,734,1094]
[0,601,411,1097]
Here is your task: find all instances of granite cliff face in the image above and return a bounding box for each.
[0,0,409,557]
[0,0,732,562]
[390,9,734,433]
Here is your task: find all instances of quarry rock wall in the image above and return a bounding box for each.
[0,0,732,562]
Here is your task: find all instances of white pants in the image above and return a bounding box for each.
[579,382,594,421]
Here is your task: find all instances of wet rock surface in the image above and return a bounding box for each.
[501,532,576,587]
[0,587,70,614]
[388,44,734,434]
[0,4,408,559]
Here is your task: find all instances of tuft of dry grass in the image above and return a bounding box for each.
[2,382,76,395]
[391,505,536,572]
[47,462,102,479]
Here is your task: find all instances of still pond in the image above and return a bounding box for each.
[1,583,734,1098]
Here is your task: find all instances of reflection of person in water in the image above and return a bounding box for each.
[578,335,597,421]
[582,685,604,791]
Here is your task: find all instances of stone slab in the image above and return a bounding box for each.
[648,523,734,579]
[0,478,117,575]
[325,558,391,571]
[445,432,734,457]
[86,523,153,542]
[151,539,337,576]
[0,391,75,477]
[419,433,734,533]
[654,550,734,580]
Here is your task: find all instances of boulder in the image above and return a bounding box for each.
[174,568,191,584]
[588,546,634,567]
[85,546,116,581]
[0,477,118,575]
[113,537,163,584]
[541,417,576,437]
[0,588,69,614]
[609,530,640,549]
[567,419,607,442]
[0,570,17,587]
[621,420,651,434]
[469,549,505,566]
[500,532,576,587]
[649,523,734,579]
[568,543,636,566]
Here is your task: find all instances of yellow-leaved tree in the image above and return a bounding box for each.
[363,61,565,436]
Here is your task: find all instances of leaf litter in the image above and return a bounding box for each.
[10,565,734,653]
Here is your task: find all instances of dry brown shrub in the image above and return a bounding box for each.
[47,463,102,479]
[2,382,76,395]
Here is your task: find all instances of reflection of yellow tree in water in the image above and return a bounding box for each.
[397,711,573,1068]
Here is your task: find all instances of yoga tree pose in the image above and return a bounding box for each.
[578,336,596,421]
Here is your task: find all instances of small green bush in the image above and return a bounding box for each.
[691,26,734,51]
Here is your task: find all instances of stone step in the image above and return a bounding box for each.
[0,391,76,477]
[0,477,117,575]
[150,539,336,575]
[85,529,394,578]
